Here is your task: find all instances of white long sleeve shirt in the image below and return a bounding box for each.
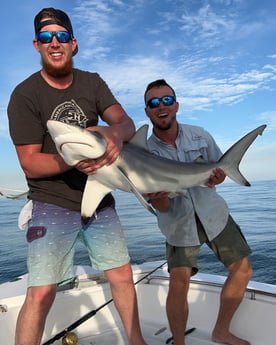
[147,124,229,246]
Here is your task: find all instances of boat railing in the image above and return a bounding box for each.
[54,264,276,302]
[142,271,276,300]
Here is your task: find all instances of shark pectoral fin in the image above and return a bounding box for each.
[117,167,157,216]
[81,177,113,223]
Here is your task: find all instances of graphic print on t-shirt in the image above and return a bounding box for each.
[51,99,88,127]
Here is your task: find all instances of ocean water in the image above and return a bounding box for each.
[0,180,275,285]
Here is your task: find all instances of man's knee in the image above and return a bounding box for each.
[228,257,253,281]
[26,285,56,310]
[105,263,133,285]
[169,266,191,290]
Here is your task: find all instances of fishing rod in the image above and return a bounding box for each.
[42,261,167,345]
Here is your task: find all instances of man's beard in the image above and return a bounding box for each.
[151,115,176,131]
[41,58,73,78]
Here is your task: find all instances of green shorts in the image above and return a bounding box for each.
[166,215,252,275]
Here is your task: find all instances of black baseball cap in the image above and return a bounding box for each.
[34,7,78,56]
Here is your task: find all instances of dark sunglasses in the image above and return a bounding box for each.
[37,31,72,44]
[146,95,175,109]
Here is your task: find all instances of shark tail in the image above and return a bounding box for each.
[218,125,267,186]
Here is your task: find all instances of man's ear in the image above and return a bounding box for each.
[33,39,40,52]
[71,38,78,56]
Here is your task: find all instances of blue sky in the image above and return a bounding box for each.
[1,0,276,191]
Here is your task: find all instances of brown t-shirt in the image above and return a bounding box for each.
[8,69,116,211]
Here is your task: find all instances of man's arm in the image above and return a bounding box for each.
[76,104,135,175]
[15,144,71,178]
[16,104,135,179]
[102,103,136,141]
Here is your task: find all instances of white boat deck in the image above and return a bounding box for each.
[1,262,276,345]
[56,325,217,345]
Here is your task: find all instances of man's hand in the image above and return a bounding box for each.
[75,126,123,175]
[75,103,135,176]
[143,191,171,213]
[144,191,171,200]
[208,167,226,187]
[87,126,123,165]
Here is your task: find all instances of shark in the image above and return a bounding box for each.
[47,120,266,222]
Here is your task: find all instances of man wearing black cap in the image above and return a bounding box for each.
[8,8,147,345]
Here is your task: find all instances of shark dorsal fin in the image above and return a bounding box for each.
[129,125,149,150]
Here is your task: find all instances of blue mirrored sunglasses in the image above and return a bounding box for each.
[147,95,175,109]
[37,31,72,44]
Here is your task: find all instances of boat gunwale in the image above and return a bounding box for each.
[145,273,276,299]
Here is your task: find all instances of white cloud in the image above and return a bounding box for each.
[179,4,235,38]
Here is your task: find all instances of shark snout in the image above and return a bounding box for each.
[47,120,108,166]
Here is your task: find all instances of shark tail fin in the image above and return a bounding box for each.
[219,125,267,186]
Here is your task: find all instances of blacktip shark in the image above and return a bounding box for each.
[47,120,266,223]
